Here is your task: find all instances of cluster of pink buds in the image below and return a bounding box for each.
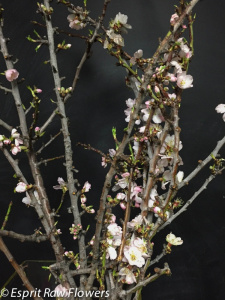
[69,223,82,240]
[0,128,25,155]
[81,203,95,214]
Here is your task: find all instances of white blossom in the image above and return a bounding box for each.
[177,71,193,89]
[119,267,136,284]
[107,246,117,260]
[124,246,145,267]
[215,104,225,121]
[166,232,183,245]
[15,182,27,193]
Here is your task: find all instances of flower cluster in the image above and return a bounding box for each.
[0,128,24,155]
[67,7,86,30]
[69,223,82,240]
[79,181,95,213]
[104,12,131,48]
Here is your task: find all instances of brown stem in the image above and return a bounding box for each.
[0,237,44,300]
[117,168,133,261]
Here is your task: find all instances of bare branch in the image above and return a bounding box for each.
[0,230,48,242]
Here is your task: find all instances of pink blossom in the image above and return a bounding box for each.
[153,207,162,214]
[177,38,192,59]
[154,86,160,94]
[124,98,136,122]
[3,139,11,145]
[120,202,126,210]
[67,14,86,30]
[116,193,126,200]
[101,157,107,168]
[35,89,42,93]
[127,215,143,229]
[167,72,177,82]
[112,173,130,191]
[54,284,69,298]
[35,127,40,132]
[109,213,116,223]
[83,181,91,192]
[11,146,21,155]
[109,148,116,157]
[119,267,136,284]
[11,128,20,139]
[170,13,179,26]
[177,71,193,89]
[80,194,87,204]
[5,69,19,82]
[53,177,66,190]
[170,61,183,74]
[15,182,27,193]
[14,138,23,147]
[107,223,122,238]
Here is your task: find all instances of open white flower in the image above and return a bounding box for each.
[127,214,143,229]
[166,232,183,246]
[130,49,143,65]
[177,71,193,89]
[15,182,27,193]
[112,12,132,32]
[215,104,225,121]
[107,246,117,260]
[124,246,145,267]
[22,190,39,206]
[119,267,136,284]
[106,29,124,46]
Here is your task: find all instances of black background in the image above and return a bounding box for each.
[0,0,225,299]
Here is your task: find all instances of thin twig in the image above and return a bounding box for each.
[0,237,44,300]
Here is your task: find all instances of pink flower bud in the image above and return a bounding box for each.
[5,69,19,82]
[153,207,161,214]
[120,202,126,210]
[36,89,42,93]
[35,127,40,132]
[154,86,160,94]
[4,139,11,145]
